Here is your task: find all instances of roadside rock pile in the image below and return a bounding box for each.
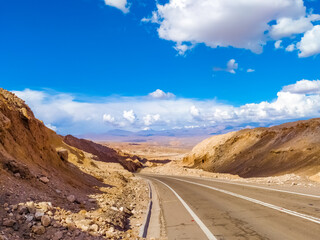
[0,172,148,240]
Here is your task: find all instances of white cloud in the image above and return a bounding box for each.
[103,114,115,123]
[45,123,57,132]
[13,88,46,102]
[190,105,200,117]
[270,14,320,39]
[247,69,255,73]
[104,0,129,13]
[298,25,320,57]
[143,114,160,126]
[149,89,175,99]
[286,43,296,52]
[13,80,320,135]
[123,110,136,123]
[144,0,307,54]
[174,43,194,55]
[214,59,238,74]
[282,79,320,94]
[227,59,238,74]
[275,40,283,49]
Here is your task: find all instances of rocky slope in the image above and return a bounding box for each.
[0,88,148,239]
[63,135,142,172]
[183,119,320,179]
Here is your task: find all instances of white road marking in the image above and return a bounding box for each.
[190,177,320,199]
[152,178,217,240]
[169,177,320,225]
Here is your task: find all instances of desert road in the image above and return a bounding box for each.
[139,174,320,240]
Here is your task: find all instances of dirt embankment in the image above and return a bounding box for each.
[63,135,142,172]
[0,88,148,240]
[183,119,320,179]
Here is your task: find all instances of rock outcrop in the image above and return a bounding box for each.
[0,88,101,194]
[183,119,320,178]
[63,135,142,172]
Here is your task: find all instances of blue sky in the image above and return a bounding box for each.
[2,0,320,135]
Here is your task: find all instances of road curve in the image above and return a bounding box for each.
[140,174,320,240]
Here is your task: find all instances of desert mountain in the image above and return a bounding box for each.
[0,88,100,194]
[0,88,148,239]
[183,119,320,179]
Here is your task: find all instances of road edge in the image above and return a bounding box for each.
[139,180,153,238]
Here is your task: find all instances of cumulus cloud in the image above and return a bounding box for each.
[144,0,307,54]
[190,105,200,117]
[123,110,136,123]
[214,59,238,74]
[286,43,296,52]
[275,40,283,49]
[173,43,194,56]
[247,69,255,73]
[270,14,320,39]
[148,89,175,99]
[104,0,129,13]
[143,0,320,57]
[103,114,115,124]
[298,25,320,57]
[13,79,320,135]
[143,114,160,126]
[226,59,238,74]
[282,79,320,94]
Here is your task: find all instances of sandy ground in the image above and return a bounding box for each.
[102,142,191,161]
[108,138,320,190]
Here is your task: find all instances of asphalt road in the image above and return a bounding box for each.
[140,174,320,240]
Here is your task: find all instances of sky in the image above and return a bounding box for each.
[1,0,320,135]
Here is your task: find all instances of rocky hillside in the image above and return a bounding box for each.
[183,119,320,179]
[0,88,148,239]
[63,135,142,172]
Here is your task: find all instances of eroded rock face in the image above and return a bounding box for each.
[0,88,61,176]
[0,88,102,193]
[1,159,32,179]
[0,112,11,131]
[63,135,143,172]
[184,118,320,178]
[57,148,68,161]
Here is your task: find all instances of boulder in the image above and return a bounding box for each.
[35,211,44,220]
[57,149,68,161]
[41,215,51,227]
[2,219,15,227]
[32,225,46,235]
[18,205,28,215]
[67,195,76,203]
[25,214,34,222]
[39,176,49,184]
[89,223,99,232]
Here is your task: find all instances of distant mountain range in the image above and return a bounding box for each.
[78,123,273,142]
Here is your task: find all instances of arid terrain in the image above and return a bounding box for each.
[103,141,190,161]
[183,119,320,181]
[0,89,149,240]
[1,88,320,240]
